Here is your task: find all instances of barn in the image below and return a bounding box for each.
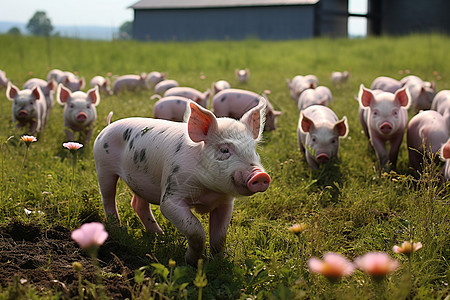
[367,0,450,36]
[129,0,450,41]
[129,0,349,41]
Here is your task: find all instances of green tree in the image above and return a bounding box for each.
[119,21,132,39]
[7,27,21,35]
[26,11,53,36]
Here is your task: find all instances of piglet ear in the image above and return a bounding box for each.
[335,116,349,138]
[87,86,100,106]
[6,81,19,101]
[240,97,266,140]
[358,84,374,108]
[47,78,56,90]
[79,77,86,90]
[57,83,72,105]
[31,86,42,101]
[300,113,314,133]
[440,140,450,161]
[186,101,218,143]
[394,86,411,109]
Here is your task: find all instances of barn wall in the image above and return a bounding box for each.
[316,0,348,37]
[133,5,316,41]
[368,0,450,35]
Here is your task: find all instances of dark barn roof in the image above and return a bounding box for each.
[130,0,319,9]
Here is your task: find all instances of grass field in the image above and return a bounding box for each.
[0,33,449,299]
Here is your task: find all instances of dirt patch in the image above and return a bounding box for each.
[0,219,149,298]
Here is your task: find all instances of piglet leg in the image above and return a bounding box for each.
[160,197,205,266]
[209,199,234,256]
[131,194,163,234]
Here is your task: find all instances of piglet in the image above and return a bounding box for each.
[48,69,85,91]
[297,105,348,169]
[439,138,450,180]
[407,110,448,175]
[163,87,210,108]
[212,88,282,131]
[154,79,179,95]
[56,84,100,143]
[431,90,450,132]
[370,76,402,93]
[287,75,318,100]
[147,71,166,87]
[6,82,46,134]
[331,71,350,85]
[153,96,194,122]
[212,80,231,95]
[358,84,410,170]
[90,76,112,95]
[236,69,250,83]
[113,73,149,94]
[0,69,9,88]
[23,78,56,121]
[93,100,270,265]
[297,86,332,111]
[400,75,436,111]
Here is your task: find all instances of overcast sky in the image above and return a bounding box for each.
[0,0,135,27]
[0,0,367,34]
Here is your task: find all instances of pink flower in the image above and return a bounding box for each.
[354,252,399,278]
[71,222,108,249]
[63,142,83,151]
[308,252,354,280]
[393,241,422,255]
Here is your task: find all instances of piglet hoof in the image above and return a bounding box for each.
[185,250,205,267]
[144,223,163,234]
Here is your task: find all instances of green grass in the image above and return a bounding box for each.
[0,33,449,299]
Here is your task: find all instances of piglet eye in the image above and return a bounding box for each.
[217,144,232,161]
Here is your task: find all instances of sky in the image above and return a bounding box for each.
[0,0,135,28]
[0,0,368,35]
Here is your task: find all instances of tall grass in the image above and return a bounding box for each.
[0,33,449,299]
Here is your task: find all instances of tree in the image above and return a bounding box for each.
[119,21,133,39]
[8,27,21,35]
[26,11,53,36]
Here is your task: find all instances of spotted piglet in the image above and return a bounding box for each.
[358,84,410,170]
[6,82,46,134]
[297,105,348,169]
[94,100,271,265]
[57,83,100,143]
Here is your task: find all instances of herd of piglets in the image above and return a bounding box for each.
[2,66,449,265]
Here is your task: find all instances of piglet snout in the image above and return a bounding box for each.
[380,122,393,133]
[76,112,87,122]
[18,110,28,118]
[247,169,271,193]
[316,153,330,163]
